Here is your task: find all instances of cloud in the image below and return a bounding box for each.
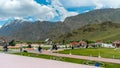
[1,0,119,23]
[0,0,57,21]
[59,0,120,9]
[0,25,2,28]
[0,0,78,22]
[59,0,95,8]
[84,10,90,13]
[93,0,120,9]
[93,0,104,9]
[50,0,78,21]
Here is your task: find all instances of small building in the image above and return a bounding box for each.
[94,41,114,48]
[95,41,104,47]
[79,40,87,47]
[45,38,52,45]
[71,41,87,48]
[71,42,79,46]
[113,40,120,48]
[102,43,114,48]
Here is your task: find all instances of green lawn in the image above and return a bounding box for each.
[57,48,120,59]
[12,52,120,68]
[42,47,51,50]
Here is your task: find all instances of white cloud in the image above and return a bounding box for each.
[0,25,2,28]
[51,0,78,21]
[59,0,120,9]
[0,0,78,22]
[59,0,95,8]
[84,10,90,13]
[1,0,119,23]
[93,0,104,9]
[93,0,120,9]
[0,0,56,21]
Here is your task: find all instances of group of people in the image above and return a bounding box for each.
[2,43,58,53]
[19,44,43,53]
[19,44,59,53]
[51,44,58,50]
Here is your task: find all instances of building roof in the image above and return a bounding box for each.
[79,41,87,44]
[113,40,120,44]
[71,42,79,45]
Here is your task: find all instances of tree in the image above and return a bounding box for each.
[9,40,16,46]
[62,40,65,44]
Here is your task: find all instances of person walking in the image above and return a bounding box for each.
[38,45,42,53]
[3,45,8,52]
[3,41,8,52]
[19,45,23,52]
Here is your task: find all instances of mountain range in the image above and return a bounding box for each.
[0,8,120,41]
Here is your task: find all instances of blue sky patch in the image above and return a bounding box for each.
[67,6,95,13]
[35,0,50,5]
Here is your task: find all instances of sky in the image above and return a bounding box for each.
[0,0,120,27]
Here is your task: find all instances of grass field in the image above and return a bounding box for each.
[12,52,120,68]
[57,48,120,59]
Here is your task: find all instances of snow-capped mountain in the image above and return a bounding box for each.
[0,19,32,36]
[0,15,58,41]
[2,17,39,27]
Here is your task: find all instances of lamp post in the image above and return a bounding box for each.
[69,50,72,55]
[98,52,101,58]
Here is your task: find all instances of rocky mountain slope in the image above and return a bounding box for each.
[56,21,120,42]
[0,8,120,41]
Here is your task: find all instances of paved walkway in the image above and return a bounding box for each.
[43,52,120,64]
[0,53,96,68]
[27,50,120,64]
[6,49,120,64]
